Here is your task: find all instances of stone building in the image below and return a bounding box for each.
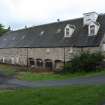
[0,12,105,70]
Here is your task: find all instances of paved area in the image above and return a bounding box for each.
[0,72,26,89]
[2,75,105,88]
[0,73,105,89]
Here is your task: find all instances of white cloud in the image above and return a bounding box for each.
[0,0,105,29]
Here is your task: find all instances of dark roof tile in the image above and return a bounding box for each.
[0,15,105,48]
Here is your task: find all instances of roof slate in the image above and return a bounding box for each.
[0,14,105,48]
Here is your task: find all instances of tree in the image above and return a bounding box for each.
[0,24,10,36]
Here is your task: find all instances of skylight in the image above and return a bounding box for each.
[3,38,7,41]
[56,29,61,33]
[21,35,25,39]
[40,31,45,35]
[12,37,16,40]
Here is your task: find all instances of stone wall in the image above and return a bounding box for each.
[0,46,101,70]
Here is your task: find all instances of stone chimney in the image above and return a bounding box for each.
[83,12,98,25]
[57,19,60,22]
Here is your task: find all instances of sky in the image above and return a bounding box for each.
[0,0,105,30]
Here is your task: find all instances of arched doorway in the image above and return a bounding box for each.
[0,57,3,63]
[55,60,64,70]
[45,59,53,70]
[36,59,43,68]
[28,58,35,66]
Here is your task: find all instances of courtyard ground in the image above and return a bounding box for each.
[0,64,105,105]
[0,64,105,81]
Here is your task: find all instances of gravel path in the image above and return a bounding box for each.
[3,75,105,88]
[0,72,26,89]
[0,73,105,89]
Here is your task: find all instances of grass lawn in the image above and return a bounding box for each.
[0,85,105,105]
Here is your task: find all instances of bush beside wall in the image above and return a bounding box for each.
[63,51,105,73]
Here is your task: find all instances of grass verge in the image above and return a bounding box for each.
[0,85,105,105]
[0,64,17,76]
[17,70,105,81]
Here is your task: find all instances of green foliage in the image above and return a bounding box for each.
[63,62,73,73]
[0,24,10,36]
[64,51,105,72]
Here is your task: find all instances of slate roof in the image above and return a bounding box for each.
[0,14,105,48]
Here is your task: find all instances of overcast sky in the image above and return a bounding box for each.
[0,0,105,30]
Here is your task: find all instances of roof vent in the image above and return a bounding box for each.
[83,12,98,25]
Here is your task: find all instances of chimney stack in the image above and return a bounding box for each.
[57,19,60,22]
[83,12,98,25]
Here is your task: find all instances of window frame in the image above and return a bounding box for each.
[89,25,95,36]
[88,22,100,36]
[64,24,75,37]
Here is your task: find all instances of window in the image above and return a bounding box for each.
[88,22,100,36]
[90,25,95,35]
[64,24,75,37]
[65,28,70,36]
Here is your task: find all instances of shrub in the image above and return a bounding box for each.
[64,51,105,72]
[63,62,73,73]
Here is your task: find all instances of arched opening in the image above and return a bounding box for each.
[11,57,15,64]
[7,58,11,64]
[55,60,64,70]
[2,57,11,64]
[36,59,43,67]
[45,59,53,70]
[0,58,3,63]
[28,58,35,66]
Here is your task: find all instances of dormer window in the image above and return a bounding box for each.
[64,24,75,37]
[88,22,100,36]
